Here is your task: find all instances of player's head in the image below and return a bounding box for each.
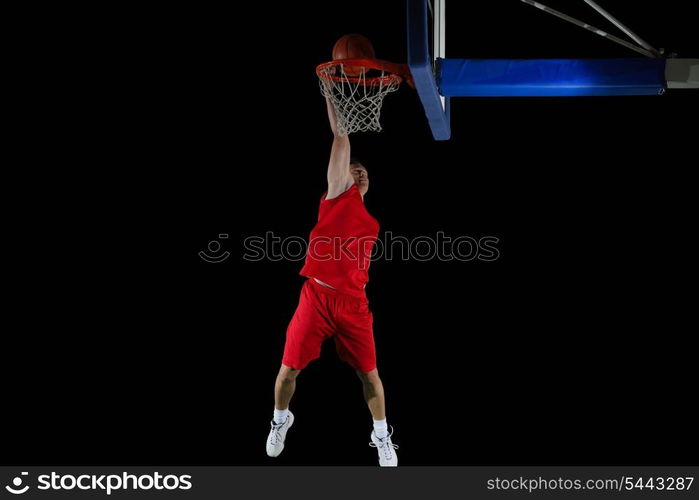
[350,157,369,196]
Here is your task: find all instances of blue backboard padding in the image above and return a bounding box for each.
[438,58,667,96]
[407,0,450,140]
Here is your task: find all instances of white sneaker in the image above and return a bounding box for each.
[369,425,399,466]
[266,411,295,457]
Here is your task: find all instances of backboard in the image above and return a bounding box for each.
[407,0,698,141]
[407,0,450,140]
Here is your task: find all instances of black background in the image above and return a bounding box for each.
[5,1,696,466]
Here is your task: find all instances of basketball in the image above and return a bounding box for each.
[332,34,375,77]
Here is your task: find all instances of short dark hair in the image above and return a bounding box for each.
[350,157,365,168]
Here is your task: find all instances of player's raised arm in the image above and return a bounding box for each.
[325,97,353,200]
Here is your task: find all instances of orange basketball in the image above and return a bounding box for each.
[332,34,375,77]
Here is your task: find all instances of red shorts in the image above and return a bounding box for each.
[282,278,376,373]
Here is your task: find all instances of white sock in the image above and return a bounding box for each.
[273,408,288,425]
[373,418,388,439]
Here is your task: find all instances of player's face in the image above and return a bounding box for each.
[350,163,369,196]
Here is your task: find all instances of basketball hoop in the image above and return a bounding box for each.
[317,58,412,135]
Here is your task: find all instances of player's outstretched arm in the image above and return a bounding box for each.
[325,97,353,200]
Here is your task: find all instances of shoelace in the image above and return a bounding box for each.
[369,427,399,461]
[269,421,284,445]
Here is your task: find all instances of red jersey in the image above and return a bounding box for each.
[300,184,380,297]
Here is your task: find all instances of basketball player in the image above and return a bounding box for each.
[265,97,398,466]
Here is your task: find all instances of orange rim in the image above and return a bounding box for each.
[316,59,411,85]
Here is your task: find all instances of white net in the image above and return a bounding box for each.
[318,63,401,136]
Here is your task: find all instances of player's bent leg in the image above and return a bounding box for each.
[356,368,385,420]
[276,364,301,412]
[357,368,398,466]
[267,364,301,458]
